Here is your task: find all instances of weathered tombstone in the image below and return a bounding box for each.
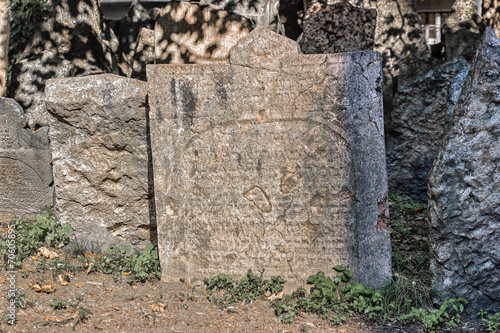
[154,1,252,64]
[46,74,154,252]
[0,98,53,223]
[443,0,486,62]
[198,0,280,30]
[10,51,75,129]
[429,28,500,314]
[386,58,470,202]
[299,2,377,54]
[131,28,155,81]
[147,27,391,288]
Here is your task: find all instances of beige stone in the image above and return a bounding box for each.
[147,27,391,288]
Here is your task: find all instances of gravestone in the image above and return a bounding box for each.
[147,27,391,288]
[386,58,470,202]
[299,2,377,54]
[154,1,252,64]
[0,98,53,223]
[429,28,500,314]
[46,74,154,252]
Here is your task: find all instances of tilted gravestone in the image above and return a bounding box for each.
[147,27,391,288]
[0,98,54,223]
[45,75,155,252]
[154,1,252,65]
[429,28,500,314]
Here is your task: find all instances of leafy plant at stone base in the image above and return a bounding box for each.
[478,310,500,333]
[9,0,51,69]
[204,269,286,310]
[0,206,73,269]
[96,243,160,282]
[397,297,468,332]
[271,266,383,326]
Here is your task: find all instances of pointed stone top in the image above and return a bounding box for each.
[229,26,300,69]
[483,27,500,47]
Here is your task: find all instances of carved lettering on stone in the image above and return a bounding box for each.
[148,27,391,288]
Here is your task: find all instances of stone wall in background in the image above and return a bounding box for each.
[428,28,500,314]
[45,75,154,252]
[299,2,377,54]
[386,58,470,202]
[154,1,252,64]
[482,0,500,37]
[147,27,391,289]
[0,98,53,223]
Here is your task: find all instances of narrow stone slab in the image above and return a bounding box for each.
[46,74,154,252]
[148,27,391,288]
[429,27,500,314]
[0,98,53,223]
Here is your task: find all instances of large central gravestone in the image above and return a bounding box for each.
[0,98,54,223]
[147,27,391,288]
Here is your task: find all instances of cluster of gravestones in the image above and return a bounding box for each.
[1,0,498,314]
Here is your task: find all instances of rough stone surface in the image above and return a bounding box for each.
[46,74,154,252]
[147,27,391,288]
[17,0,117,76]
[198,0,280,31]
[443,0,486,62]
[10,51,75,129]
[109,0,155,77]
[328,0,432,117]
[299,2,377,54]
[386,58,470,202]
[154,1,252,64]
[131,28,155,81]
[0,98,53,223]
[428,28,500,314]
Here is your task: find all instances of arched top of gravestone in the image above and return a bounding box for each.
[229,26,301,70]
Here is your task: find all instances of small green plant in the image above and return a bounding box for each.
[96,243,160,282]
[0,207,73,269]
[397,297,468,332]
[479,310,500,333]
[50,298,67,310]
[205,270,286,310]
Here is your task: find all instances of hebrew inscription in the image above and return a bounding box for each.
[148,27,391,288]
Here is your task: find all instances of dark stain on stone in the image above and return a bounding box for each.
[377,194,389,230]
[181,81,197,129]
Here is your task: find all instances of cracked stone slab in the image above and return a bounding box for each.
[0,98,54,223]
[45,74,155,252]
[429,28,500,314]
[147,27,391,288]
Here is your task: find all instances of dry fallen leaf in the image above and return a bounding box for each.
[44,316,65,322]
[38,247,59,260]
[151,302,165,313]
[31,255,39,261]
[86,262,94,275]
[33,283,56,293]
[74,282,86,287]
[123,271,131,276]
[58,274,69,286]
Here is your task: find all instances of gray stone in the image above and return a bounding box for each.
[428,28,500,314]
[0,98,54,223]
[443,0,486,61]
[109,0,155,77]
[147,27,391,288]
[131,28,155,81]
[18,0,117,76]
[386,58,470,202]
[154,1,252,64]
[10,51,75,129]
[45,74,154,252]
[299,2,377,54]
[198,0,280,31]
